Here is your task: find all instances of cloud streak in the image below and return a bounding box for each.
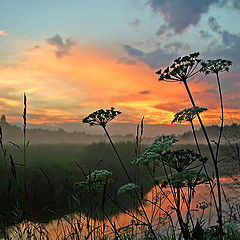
[123,45,177,68]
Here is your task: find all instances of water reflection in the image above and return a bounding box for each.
[7,176,240,239]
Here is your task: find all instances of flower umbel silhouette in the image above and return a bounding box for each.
[172,106,208,124]
[155,52,202,82]
[201,59,232,74]
[82,107,121,127]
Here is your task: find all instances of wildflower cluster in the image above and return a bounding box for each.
[172,106,208,123]
[117,183,139,195]
[201,59,232,74]
[132,135,178,165]
[82,107,121,127]
[76,170,113,194]
[161,149,202,172]
[155,52,201,82]
[86,170,113,183]
[168,170,210,188]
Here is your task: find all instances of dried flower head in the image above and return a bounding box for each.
[172,106,208,124]
[82,107,121,127]
[201,59,232,74]
[156,52,202,82]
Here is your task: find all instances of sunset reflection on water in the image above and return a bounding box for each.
[8,176,240,239]
[43,176,240,239]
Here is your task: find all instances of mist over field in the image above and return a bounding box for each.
[14,121,193,137]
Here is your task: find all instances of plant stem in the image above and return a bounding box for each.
[102,125,158,240]
[147,164,176,209]
[215,71,224,162]
[176,187,190,240]
[190,120,219,216]
[106,192,147,226]
[103,126,132,182]
[183,80,223,238]
[144,199,176,240]
[23,93,27,203]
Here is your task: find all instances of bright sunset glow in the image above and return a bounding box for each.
[0,1,239,128]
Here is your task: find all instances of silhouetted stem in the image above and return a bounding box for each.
[183,80,223,238]
[147,164,176,209]
[215,72,224,162]
[0,130,9,180]
[101,204,122,240]
[102,125,158,240]
[176,187,190,240]
[190,120,218,215]
[23,93,27,204]
[144,199,176,240]
[88,171,93,240]
[179,187,194,229]
[106,192,146,226]
[148,161,190,239]
[102,126,132,182]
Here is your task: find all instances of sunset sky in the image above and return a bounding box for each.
[0,0,240,130]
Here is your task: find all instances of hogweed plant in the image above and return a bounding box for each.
[77,169,113,194]
[155,53,216,165]
[82,107,121,127]
[132,134,210,240]
[79,54,233,239]
[172,107,209,171]
[155,52,202,82]
[82,108,132,184]
[75,169,123,239]
[172,107,208,162]
[201,59,232,164]
[117,183,139,195]
[82,108,158,240]
[172,107,208,124]
[171,106,208,156]
[172,107,219,218]
[156,53,233,239]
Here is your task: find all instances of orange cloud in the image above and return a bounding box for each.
[0,42,239,126]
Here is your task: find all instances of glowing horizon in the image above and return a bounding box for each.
[0,1,240,128]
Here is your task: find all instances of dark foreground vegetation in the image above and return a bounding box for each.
[0,142,154,224]
[0,142,239,239]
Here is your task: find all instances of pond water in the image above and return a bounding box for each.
[6,176,240,239]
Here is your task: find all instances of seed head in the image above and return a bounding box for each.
[201,59,232,74]
[156,52,202,82]
[82,107,121,127]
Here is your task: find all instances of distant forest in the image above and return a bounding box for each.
[0,114,239,145]
[178,123,240,144]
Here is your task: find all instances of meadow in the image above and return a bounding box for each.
[0,142,237,224]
